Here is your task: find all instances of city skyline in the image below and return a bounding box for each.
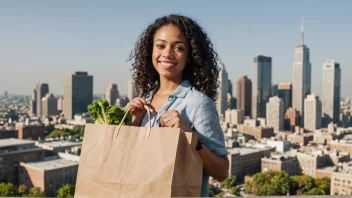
[1,1,351,98]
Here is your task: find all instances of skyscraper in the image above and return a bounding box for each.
[322,60,341,126]
[42,93,58,117]
[228,80,233,96]
[292,19,312,126]
[252,55,272,118]
[30,89,37,115]
[266,96,284,132]
[272,84,279,96]
[304,94,322,131]
[127,79,140,101]
[57,97,64,114]
[217,60,229,118]
[64,71,93,120]
[236,75,252,116]
[106,84,119,106]
[278,83,293,111]
[36,83,49,118]
[285,108,300,131]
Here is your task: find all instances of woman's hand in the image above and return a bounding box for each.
[160,110,192,131]
[128,97,147,126]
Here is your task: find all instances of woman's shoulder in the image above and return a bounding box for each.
[186,87,216,109]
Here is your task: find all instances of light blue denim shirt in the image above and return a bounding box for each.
[140,79,228,197]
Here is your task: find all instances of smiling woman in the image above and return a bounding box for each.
[127,14,229,197]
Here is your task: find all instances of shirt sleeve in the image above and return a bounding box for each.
[193,97,228,156]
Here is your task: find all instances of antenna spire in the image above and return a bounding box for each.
[301,17,304,45]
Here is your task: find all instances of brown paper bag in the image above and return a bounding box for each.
[75,107,203,198]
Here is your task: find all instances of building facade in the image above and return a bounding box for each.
[64,72,93,120]
[36,83,49,118]
[322,60,341,127]
[42,93,58,117]
[278,83,292,111]
[285,108,300,131]
[252,55,272,119]
[236,75,252,117]
[266,96,284,132]
[17,124,45,140]
[0,139,45,185]
[19,156,79,197]
[217,60,229,118]
[225,109,244,125]
[304,94,322,131]
[106,83,119,106]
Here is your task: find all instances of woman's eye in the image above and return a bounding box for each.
[156,44,164,49]
[175,46,184,51]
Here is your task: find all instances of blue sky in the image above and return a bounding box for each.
[1,0,351,98]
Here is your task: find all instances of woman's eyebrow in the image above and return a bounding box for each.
[155,39,185,45]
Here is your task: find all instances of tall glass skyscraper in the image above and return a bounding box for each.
[252,55,272,118]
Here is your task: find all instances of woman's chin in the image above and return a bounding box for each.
[158,72,182,80]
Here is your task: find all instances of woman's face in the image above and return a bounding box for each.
[152,24,189,81]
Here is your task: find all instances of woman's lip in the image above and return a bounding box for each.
[158,60,178,64]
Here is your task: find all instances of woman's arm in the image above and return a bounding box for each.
[197,143,229,182]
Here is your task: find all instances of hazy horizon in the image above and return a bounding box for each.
[1,0,351,98]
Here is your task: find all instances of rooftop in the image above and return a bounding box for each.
[21,156,79,171]
[228,146,273,156]
[0,138,35,148]
[317,161,352,175]
[35,140,82,150]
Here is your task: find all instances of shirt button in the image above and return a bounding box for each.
[168,95,175,101]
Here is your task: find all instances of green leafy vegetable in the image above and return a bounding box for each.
[87,100,131,125]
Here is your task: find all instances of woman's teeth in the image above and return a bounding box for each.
[160,62,177,67]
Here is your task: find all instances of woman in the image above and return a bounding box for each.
[128,14,229,197]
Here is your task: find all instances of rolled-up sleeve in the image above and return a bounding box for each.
[193,97,228,156]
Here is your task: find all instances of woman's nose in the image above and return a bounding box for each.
[162,46,173,58]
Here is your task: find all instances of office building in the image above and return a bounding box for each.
[304,94,322,131]
[266,96,284,132]
[236,76,252,116]
[252,55,272,118]
[106,84,119,106]
[322,60,341,126]
[42,93,58,117]
[64,72,93,120]
[36,83,49,118]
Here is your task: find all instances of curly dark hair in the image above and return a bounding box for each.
[129,14,220,101]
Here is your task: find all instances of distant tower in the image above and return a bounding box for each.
[106,84,119,106]
[278,83,293,111]
[36,83,49,117]
[64,71,93,120]
[266,96,284,132]
[252,55,272,118]
[127,79,140,101]
[304,94,322,131]
[57,97,64,114]
[236,75,252,116]
[30,89,37,115]
[42,93,58,117]
[217,60,229,118]
[292,18,312,126]
[322,60,341,126]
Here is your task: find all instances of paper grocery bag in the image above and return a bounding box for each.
[75,108,203,197]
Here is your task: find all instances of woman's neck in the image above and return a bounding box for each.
[156,76,183,96]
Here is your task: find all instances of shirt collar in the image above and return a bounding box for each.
[146,79,192,101]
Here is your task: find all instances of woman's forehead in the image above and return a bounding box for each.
[154,25,186,43]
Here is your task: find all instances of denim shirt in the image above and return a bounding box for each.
[140,79,228,197]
